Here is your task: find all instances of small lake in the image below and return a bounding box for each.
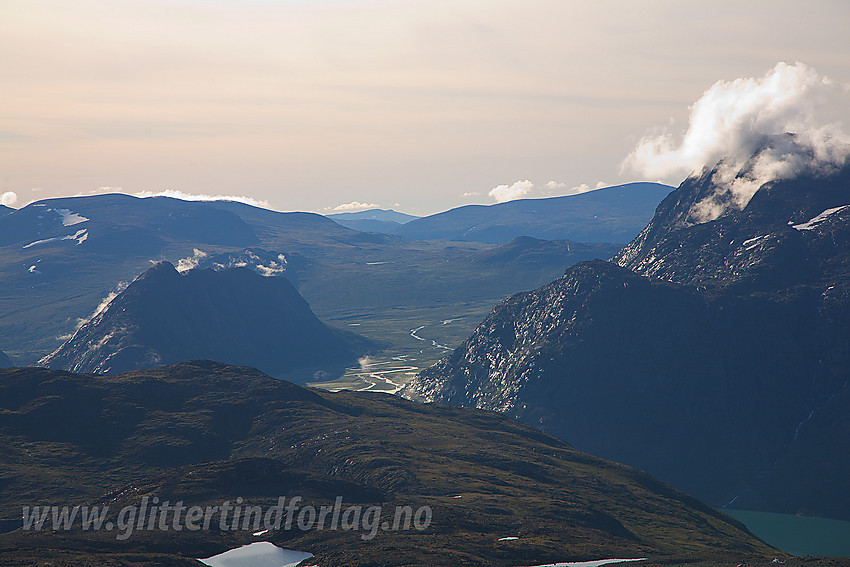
[725,509,850,557]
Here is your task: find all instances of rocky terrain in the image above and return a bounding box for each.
[403,151,850,520]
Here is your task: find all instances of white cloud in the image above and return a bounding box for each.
[61,281,130,341]
[489,180,534,203]
[546,181,606,195]
[135,189,271,209]
[488,179,608,203]
[176,248,207,273]
[622,62,850,222]
[562,181,608,195]
[1,191,17,207]
[461,191,481,198]
[328,201,381,212]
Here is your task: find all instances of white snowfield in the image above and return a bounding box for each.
[23,228,88,248]
[792,205,850,231]
[53,208,89,226]
[197,542,313,567]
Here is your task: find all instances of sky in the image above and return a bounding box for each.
[2,0,849,216]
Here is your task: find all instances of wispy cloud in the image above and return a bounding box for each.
[327,201,381,212]
[58,282,130,341]
[135,189,271,209]
[176,248,207,273]
[622,62,850,221]
[488,179,604,203]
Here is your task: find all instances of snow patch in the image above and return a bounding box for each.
[742,235,768,250]
[54,208,89,226]
[499,536,520,541]
[792,205,850,230]
[197,542,313,567]
[23,229,88,249]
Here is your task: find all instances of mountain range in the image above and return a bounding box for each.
[0,194,360,363]
[0,361,798,567]
[0,192,632,372]
[1,160,849,562]
[403,152,850,521]
[38,262,374,378]
[391,183,673,243]
[327,208,420,233]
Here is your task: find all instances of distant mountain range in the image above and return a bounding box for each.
[0,193,627,368]
[39,262,373,379]
[392,182,673,243]
[326,208,419,233]
[403,149,850,521]
[327,208,420,223]
[0,361,785,566]
[0,193,371,364]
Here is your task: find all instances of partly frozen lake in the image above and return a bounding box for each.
[198,542,313,567]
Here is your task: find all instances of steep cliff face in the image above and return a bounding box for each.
[404,160,850,519]
[39,262,373,379]
[615,154,850,291]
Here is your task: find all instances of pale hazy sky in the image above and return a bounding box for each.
[2,0,849,215]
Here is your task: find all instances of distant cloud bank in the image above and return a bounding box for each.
[328,201,381,212]
[622,62,850,221]
[135,189,271,209]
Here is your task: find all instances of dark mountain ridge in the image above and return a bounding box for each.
[404,156,850,520]
[39,262,373,379]
[0,361,789,566]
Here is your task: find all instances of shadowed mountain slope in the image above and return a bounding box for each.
[0,361,796,567]
[39,262,373,379]
[403,155,850,520]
